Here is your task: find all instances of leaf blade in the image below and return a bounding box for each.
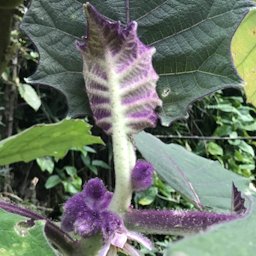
[0,119,103,165]
[135,132,249,211]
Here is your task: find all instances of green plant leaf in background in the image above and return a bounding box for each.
[135,132,249,211]
[207,142,224,156]
[0,209,55,256]
[18,83,41,111]
[36,157,54,174]
[166,198,256,256]
[20,0,254,125]
[0,119,103,165]
[232,9,256,107]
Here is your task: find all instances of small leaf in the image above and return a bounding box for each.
[207,142,223,156]
[0,209,55,256]
[18,83,41,111]
[0,119,103,165]
[231,183,246,214]
[91,160,110,170]
[36,157,54,174]
[64,166,77,177]
[237,141,255,157]
[137,187,158,206]
[45,175,61,189]
[214,125,233,136]
[135,132,249,211]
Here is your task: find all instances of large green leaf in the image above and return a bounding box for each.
[0,209,55,256]
[135,132,249,211]
[20,0,254,125]
[0,119,103,165]
[166,198,256,256]
[232,9,256,107]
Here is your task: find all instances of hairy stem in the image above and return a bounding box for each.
[124,209,245,235]
[105,48,136,214]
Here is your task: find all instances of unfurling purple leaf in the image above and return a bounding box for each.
[231,183,247,214]
[77,3,162,135]
[131,160,154,192]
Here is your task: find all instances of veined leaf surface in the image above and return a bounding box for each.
[21,0,254,125]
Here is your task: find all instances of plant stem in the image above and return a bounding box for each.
[104,49,136,214]
[124,209,244,235]
[110,135,136,214]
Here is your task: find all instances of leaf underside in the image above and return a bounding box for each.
[78,4,161,134]
[135,132,249,211]
[21,0,254,125]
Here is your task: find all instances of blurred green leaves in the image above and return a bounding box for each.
[45,166,82,194]
[204,93,256,176]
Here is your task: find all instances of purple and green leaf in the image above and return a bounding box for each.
[77,3,161,134]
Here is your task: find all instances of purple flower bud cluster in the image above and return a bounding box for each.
[131,160,154,192]
[61,178,122,239]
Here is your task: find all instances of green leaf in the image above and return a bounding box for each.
[0,119,103,165]
[18,83,41,111]
[20,0,254,125]
[36,157,54,174]
[45,175,62,189]
[135,132,249,210]
[64,166,77,177]
[136,187,158,206]
[232,9,256,108]
[207,142,223,156]
[0,209,55,256]
[165,198,256,256]
[238,141,255,157]
[214,125,232,136]
[91,160,110,170]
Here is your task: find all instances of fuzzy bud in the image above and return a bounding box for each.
[131,160,154,192]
